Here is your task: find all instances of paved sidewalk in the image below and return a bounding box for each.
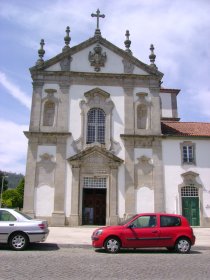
[45,226,210,247]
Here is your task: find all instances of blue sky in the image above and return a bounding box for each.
[0,0,210,174]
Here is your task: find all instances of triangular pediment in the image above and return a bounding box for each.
[68,145,123,166]
[30,36,163,78]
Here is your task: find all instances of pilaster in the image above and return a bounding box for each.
[69,163,81,226]
[124,138,135,216]
[30,81,44,131]
[152,138,165,211]
[150,86,161,135]
[23,136,38,217]
[51,135,68,226]
[109,165,118,225]
[58,83,70,132]
[123,82,134,134]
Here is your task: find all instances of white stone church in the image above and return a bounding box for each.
[23,10,210,227]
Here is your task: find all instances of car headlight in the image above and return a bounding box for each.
[95,229,103,236]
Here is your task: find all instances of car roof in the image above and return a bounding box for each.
[137,213,183,217]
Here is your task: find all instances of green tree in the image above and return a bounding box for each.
[0,171,8,194]
[2,177,24,209]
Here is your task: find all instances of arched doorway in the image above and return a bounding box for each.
[181,185,200,226]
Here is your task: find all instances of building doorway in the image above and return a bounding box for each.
[82,188,106,225]
[181,185,200,226]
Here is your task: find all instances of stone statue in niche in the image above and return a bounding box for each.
[88,43,107,72]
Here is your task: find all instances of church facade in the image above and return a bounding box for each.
[23,11,210,227]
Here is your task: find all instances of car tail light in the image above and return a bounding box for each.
[38,223,46,229]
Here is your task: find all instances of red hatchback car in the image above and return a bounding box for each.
[92,213,195,253]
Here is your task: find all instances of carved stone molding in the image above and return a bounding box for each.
[75,87,120,152]
[135,156,153,189]
[36,153,56,187]
[180,171,201,187]
[88,43,107,72]
[122,59,134,74]
[60,56,72,71]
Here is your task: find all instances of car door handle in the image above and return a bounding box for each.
[9,224,14,226]
[152,230,159,233]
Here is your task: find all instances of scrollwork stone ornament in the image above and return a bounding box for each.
[88,43,107,72]
[60,56,72,71]
[135,156,153,189]
[122,59,134,74]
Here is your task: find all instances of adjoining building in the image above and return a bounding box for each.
[23,10,210,227]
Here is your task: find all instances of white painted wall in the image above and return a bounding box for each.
[65,162,72,216]
[136,187,154,212]
[35,185,54,216]
[46,44,149,75]
[160,92,172,118]
[162,139,210,218]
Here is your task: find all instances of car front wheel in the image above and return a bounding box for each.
[9,232,29,251]
[175,238,191,254]
[104,237,121,253]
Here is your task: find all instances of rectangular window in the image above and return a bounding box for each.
[183,145,194,163]
[87,108,105,144]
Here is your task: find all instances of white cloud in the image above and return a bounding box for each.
[0,72,31,109]
[0,120,28,174]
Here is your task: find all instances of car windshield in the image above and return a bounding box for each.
[15,210,33,220]
[119,214,138,225]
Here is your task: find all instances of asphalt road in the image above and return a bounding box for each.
[1,244,210,280]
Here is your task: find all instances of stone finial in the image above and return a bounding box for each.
[149,44,157,68]
[62,26,71,52]
[36,39,45,65]
[91,9,105,37]
[124,30,132,55]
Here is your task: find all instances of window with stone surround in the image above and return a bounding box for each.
[76,88,114,151]
[87,108,105,144]
[180,141,196,165]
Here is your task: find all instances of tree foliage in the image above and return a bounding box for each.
[1,178,24,209]
[0,171,8,193]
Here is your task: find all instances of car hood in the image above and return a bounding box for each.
[96,225,125,231]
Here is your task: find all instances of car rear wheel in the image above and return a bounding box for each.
[104,237,121,253]
[175,238,191,254]
[9,232,29,251]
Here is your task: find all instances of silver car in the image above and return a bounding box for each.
[0,208,49,250]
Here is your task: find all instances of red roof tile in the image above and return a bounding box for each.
[161,121,210,137]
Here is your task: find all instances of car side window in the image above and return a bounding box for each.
[160,216,181,227]
[132,215,157,228]
[0,210,16,222]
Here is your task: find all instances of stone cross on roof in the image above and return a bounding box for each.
[91,9,105,37]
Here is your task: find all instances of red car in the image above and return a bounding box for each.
[92,213,195,254]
